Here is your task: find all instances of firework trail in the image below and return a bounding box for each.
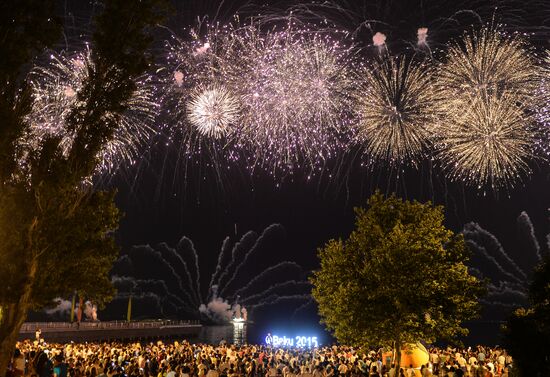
[22,48,158,177]
[113,245,202,316]
[219,223,285,297]
[353,55,441,167]
[175,237,202,305]
[482,282,531,308]
[465,239,526,284]
[517,211,542,266]
[111,224,308,323]
[124,245,196,311]
[464,222,528,281]
[463,212,545,310]
[112,255,133,276]
[214,230,258,291]
[111,276,181,315]
[240,280,312,305]
[292,297,315,317]
[157,242,200,306]
[111,274,186,319]
[208,236,231,298]
[249,294,312,317]
[232,261,305,299]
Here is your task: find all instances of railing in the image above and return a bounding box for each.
[20,320,201,332]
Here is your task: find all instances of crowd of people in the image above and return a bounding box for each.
[7,339,514,377]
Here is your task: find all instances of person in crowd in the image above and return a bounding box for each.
[52,354,67,377]
[10,349,26,377]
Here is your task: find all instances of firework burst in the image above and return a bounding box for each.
[437,28,540,104]
[158,22,257,194]
[437,93,535,190]
[162,20,356,173]
[161,22,242,158]
[435,28,542,189]
[353,56,441,167]
[225,23,356,172]
[23,48,158,175]
[187,84,240,139]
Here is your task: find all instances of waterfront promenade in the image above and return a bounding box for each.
[18,320,202,342]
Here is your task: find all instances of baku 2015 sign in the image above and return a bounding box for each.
[264,333,319,348]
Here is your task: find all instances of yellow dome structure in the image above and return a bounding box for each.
[400,343,429,368]
[383,342,430,376]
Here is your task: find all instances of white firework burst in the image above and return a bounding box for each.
[22,48,158,175]
[186,85,240,139]
[162,22,242,155]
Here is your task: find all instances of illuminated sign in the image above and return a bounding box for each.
[265,333,319,348]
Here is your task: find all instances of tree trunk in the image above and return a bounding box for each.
[394,337,402,377]
[0,304,28,377]
[0,257,37,377]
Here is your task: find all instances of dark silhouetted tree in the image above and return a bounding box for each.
[504,255,550,376]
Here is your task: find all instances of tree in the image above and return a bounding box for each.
[311,192,484,369]
[504,255,550,376]
[0,0,166,375]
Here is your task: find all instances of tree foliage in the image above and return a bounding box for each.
[504,255,550,376]
[0,0,166,374]
[311,192,484,361]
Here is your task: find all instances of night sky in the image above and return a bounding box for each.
[47,0,550,345]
